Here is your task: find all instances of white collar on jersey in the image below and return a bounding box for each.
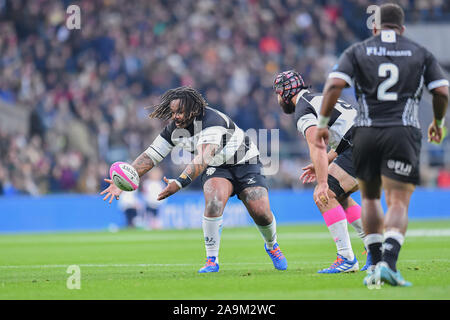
[295,89,310,105]
[381,30,396,43]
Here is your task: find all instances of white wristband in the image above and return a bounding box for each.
[167,178,182,189]
[317,115,330,129]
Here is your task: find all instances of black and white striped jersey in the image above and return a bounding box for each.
[330,30,449,128]
[295,89,357,154]
[145,107,259,167]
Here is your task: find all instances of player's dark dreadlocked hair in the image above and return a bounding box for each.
[148,86,208,126]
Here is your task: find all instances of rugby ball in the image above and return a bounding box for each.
[109,162,139,191]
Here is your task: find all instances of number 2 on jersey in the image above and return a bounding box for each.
[377,63,399,101]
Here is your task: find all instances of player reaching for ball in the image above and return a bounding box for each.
[100,86,287,273]
[273,70,371,273]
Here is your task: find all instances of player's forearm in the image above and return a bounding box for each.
[310,146,329,185]
[131,152,155,177]
[181,157,210,182]
[432,86,449,122]
[178,144,218,186]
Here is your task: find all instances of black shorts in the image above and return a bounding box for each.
[328,147,357,198]
[201,161,268,199]
[333,147,356,178]
[352,126,421,185]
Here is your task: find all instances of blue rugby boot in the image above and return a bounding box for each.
[265,243,287,270]
[198,256,219,273]
[378,262,412,287]
[361,249,373,272]
[318,253,359,273]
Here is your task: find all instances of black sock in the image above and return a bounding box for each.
[382,237,402,272]
[368,242,383,266]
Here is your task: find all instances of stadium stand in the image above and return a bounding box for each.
[0,0,449,196]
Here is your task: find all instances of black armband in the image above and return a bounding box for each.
[176,173,193,188]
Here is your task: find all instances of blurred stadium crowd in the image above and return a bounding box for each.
[0,0,450,196]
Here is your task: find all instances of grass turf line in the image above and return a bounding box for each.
[0,220,449,300]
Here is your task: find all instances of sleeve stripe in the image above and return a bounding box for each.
[296,114,318,138]
[144,135,173,164]
[303,124,317,137]
[328,71,353,87]
[145,147,164,164]
[149,146,164,159]
[427,79,449,91]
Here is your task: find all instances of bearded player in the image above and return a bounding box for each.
[273,70,371,273]
[101,86,287,273]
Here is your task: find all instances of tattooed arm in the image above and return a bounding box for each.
[181,143,218,182]
[157,143,218,200]
[131,152,155,177]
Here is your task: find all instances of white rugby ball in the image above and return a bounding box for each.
[109,161,139,191]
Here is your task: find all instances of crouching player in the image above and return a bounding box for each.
[273,70,371,273]
[101,86,287,273]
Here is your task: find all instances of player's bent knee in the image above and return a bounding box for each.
[205,198,225,217]
[240,187,268,202]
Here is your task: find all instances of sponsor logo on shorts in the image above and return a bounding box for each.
[206,167,216,176]
[247,177,256,184]
[387,159,412,176]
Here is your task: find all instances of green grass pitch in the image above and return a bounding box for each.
[0,220,449,300]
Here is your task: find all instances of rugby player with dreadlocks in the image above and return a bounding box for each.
[273,70,371,273]
[101,86,287,273]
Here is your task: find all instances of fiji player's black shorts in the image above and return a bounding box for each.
[352,126,422,185]
[201,160,268,199]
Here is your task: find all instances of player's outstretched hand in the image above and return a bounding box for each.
[157,177,181,201]
[300,163,316,184]
[100,178,123,204]
[314,182,329,208]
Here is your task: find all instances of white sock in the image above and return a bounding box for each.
[323,206,354,260]
[328,220,355,260]
[256,213,277,250]
[344,205,366,242]
[364,233,383,248]
[350,218,366,242]
[202,215,223,264]
[383,230,404,245]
